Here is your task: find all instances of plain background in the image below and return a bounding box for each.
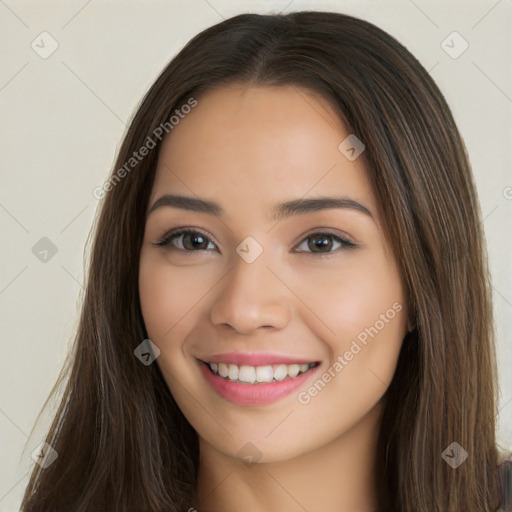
[1,0,511,510]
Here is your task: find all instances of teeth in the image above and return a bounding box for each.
[288,364,299,378]
[208,361,316,383]
[218,363,229,378]
[273,364,287,381]
[228,364,239,381]
[255,365,273,383]
[239,365,256,383]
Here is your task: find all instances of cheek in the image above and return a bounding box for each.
[138,254,205,396]
[291,249,406,342]
[138,251,213,340]
[297,255,406,407]
[290,251,407,400]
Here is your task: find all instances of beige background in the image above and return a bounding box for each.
[1,0,511,510]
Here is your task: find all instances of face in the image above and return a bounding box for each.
[139,84,408,463]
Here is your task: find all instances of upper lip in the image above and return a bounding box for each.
[201,352,319,366]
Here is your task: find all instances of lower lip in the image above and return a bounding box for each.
[199,362,320,406]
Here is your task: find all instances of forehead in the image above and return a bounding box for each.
[150,84,375,220]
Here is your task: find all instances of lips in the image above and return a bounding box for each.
[198,352,321,406]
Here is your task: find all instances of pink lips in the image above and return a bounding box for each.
[199,352,320,406]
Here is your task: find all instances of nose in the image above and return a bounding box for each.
[209,255,292,334]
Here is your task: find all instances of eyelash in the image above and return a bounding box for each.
[153,227,357,258]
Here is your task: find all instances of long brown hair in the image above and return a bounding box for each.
[21,11,505,511]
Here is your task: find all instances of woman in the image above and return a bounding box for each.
[21,11,510,512]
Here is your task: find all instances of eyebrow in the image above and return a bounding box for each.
[147,194,373,220]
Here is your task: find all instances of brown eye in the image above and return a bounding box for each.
[155,229,217,251]
[308,234,335,252]
[180,232,211,250]
[295,232,356,254]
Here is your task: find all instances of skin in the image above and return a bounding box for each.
[139,83,409,512]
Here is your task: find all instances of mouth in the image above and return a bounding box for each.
[198,358,321,406]
[205,361,319,384]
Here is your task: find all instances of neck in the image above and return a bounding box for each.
[194,401,383,512]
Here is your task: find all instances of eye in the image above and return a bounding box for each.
[153,228,357,256]
[294,231,356,256]
[154,229,217,252]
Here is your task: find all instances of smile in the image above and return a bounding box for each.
[208,362,317,383]
[199,357,321,406]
